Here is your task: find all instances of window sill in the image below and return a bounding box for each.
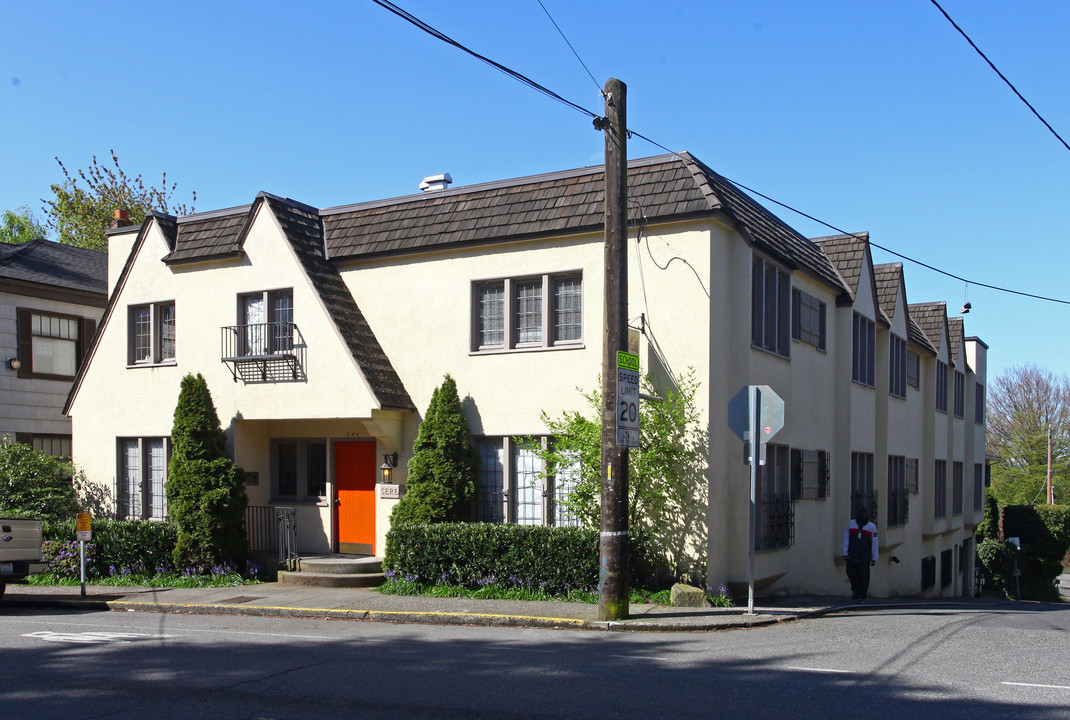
[750,344,790,361]
[127,361,178,369]
[17,372,76,382]
[851,379,875,389]
[470,343,585,356]
[270,498,329,507]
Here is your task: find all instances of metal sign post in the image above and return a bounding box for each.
[728,385,784,615]
[76,512,92,598]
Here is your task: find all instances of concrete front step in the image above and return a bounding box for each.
[276,555,386,589]
[298,556,383,575]
[277,570,385,588]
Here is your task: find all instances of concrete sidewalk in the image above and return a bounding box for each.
[1,581,1008,631]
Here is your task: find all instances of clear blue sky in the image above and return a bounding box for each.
[3,1,1068,382]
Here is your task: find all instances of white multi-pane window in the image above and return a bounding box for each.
[118,437,170,520]
[553,276,582,343]
[791,288,826,350]
[952,461,964,516]
[241,290,293,356]
[936,361,949,412]
[514,281,543,346]
[889,335,907,398]
[16,308,92,380]
[477,284,505,347]
[756,444,792,550]
[473,273,582,352]
[31,313,79,377]
[751,256,790,356]
[934,460,947,519]
[514,445,543,525]
[852,313,876,387]
[887,456,908,527]
[475,439,505,523]
[128,301,176,365]
[474,437,581,527]
[553,451,582,527]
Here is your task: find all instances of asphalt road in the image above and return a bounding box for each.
[1,602,1067,719]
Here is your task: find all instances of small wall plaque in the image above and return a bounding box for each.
[380,484,401,499]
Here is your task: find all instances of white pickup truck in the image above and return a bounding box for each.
[0,517,45,598]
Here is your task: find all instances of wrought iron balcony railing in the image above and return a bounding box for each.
[221,322,306,383]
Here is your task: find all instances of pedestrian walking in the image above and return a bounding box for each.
[842,505,878,601]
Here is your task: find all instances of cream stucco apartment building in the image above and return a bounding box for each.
[1,239,106,456]
[65,152,987,598]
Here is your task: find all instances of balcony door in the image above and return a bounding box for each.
[241,290,292,356]
[335,440,376,555]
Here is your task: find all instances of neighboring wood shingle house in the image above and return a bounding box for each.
[0,239,106,456]
[65,152,987,598]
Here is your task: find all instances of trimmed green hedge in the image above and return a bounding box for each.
[980,504,1070,600]
[42,518,178,579]
[384,523,651,595]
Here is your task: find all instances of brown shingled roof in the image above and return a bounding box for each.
[163,207,250,264]
[909,302,948,357]
[873,263,902,321]
[948,316,968,371]
[814,233,889,325]
[321,152,850,298]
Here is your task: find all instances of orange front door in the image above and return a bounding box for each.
[335,440,376,555]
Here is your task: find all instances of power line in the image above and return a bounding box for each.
[724,176,1070,306]
[536,0,602,94]
[372,0,1070,307]
[371,0,598,120]
[929,0,1070,154]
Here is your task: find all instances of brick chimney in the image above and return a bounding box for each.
[109,209,133,229]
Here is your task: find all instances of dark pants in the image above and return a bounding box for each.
[846,561,870,600]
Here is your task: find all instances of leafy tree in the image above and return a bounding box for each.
[527,370,703,530]
[43,150,195,251]
[166,373,247,568]
[0,206,48,244]
[0,437,81,522]
[987,364,1070,506]
[391,375,477,524]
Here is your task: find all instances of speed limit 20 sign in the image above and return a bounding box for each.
[616,351,640,448]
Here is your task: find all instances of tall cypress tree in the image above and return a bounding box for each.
[166,373,247,568]
[391,374,477,524]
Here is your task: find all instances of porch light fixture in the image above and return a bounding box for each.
[380,452,399,484]
[6,357,20,371]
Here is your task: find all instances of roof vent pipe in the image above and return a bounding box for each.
[419,173,452,192]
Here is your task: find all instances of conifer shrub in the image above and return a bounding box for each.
[390,375,477,524]
[166,373,247,569]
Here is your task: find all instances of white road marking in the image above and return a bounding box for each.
[23,631,172,644]
[1,618,344,642]
[609,654,670,661]
[783,666,852,674]
[1002,682,1070,691]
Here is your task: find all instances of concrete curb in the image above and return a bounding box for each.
[3,593,1031,632]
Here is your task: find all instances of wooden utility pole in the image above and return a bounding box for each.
[599,77,629,621]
